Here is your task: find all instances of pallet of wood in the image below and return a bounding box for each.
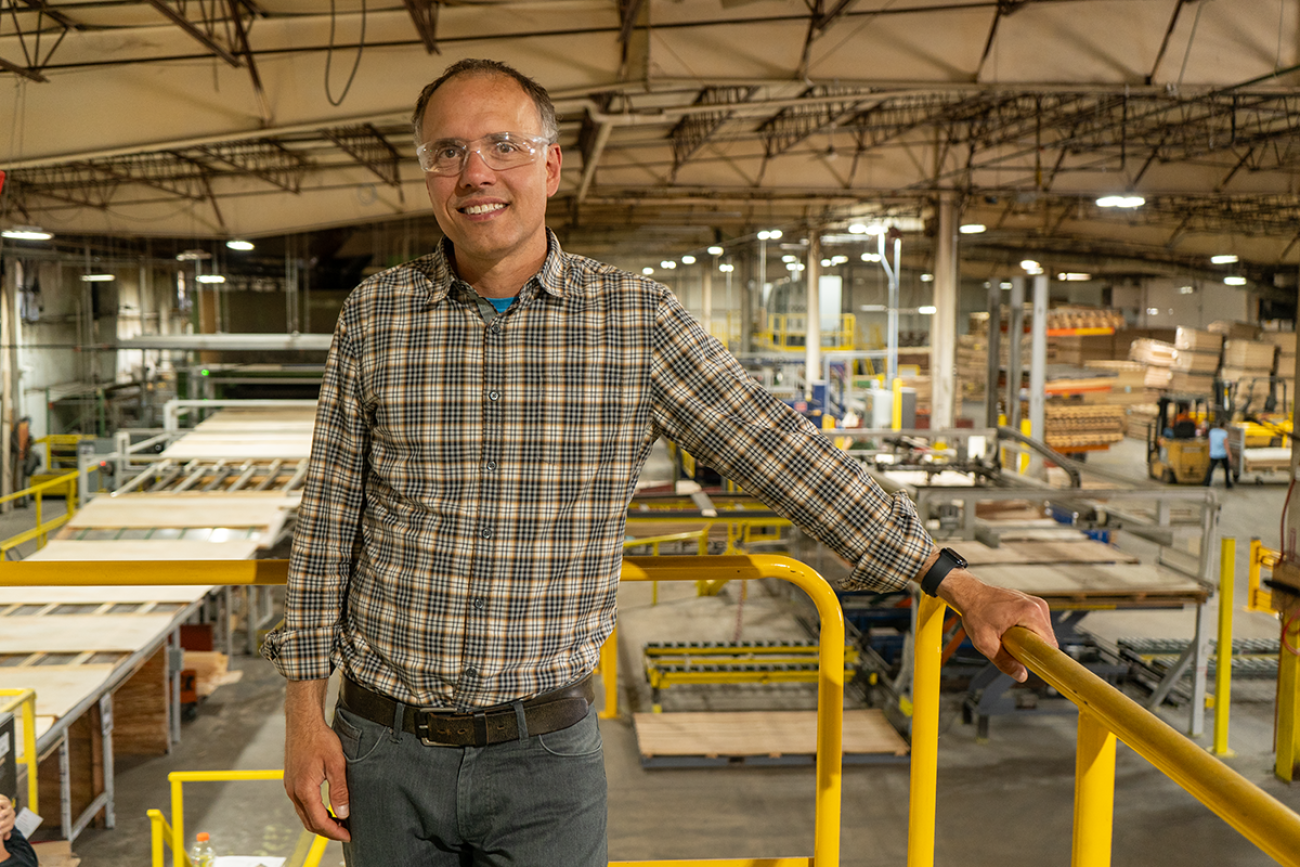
[1223,340,1277,371]
[1175,327,1224,353]
[1130,338,1177,366]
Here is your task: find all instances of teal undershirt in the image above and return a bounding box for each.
[486,296,516,313]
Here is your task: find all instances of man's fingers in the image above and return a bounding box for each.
[291,782,351,841]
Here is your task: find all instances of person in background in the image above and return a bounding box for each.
[1204,419,1234,489]
[0,795,37,867]
[264,57,1058,866]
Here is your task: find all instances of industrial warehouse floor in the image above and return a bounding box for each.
[8,437,1299,866]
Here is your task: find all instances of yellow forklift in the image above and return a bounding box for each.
[1147,394,1214,484]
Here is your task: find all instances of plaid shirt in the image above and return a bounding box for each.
[263,232,934,709]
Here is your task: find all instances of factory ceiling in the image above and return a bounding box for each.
[3,0,1300,281]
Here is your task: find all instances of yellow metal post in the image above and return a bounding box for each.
[148,809,165,867]
[1213,537,1235,756]
[1073,711,1116,867]
[598,626,618,720]
[171,775,185,867]
[0,689,39,814]
[892,378,904,430]
[1280,605,1300,783]
[907,593,946,867]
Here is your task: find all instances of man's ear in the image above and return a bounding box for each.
[545,145,563,197]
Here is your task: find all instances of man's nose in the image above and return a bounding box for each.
[459,149,496,184]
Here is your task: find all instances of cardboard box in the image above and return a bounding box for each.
[1169,372,1215,394]
[1169,349,1219,374]
[1144,366,1172,388]
[1260,331,1298,354]
[1130,338,1177,366]
[1174,327,1224,353]
[1208,320,1260,340]
[1223,340,1276,371]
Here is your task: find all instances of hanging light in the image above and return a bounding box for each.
[959,223,987,234]
[680,255,696,265]
[80,274,115,282]
[1096,195,1145,208]
[642,267,654,275]
[918,305,937,314]
[707,246,724,256]
[196,274,227,284]
[1224,276,1247,286]
[226,239,255,251]
[2,226,53,241]
[1210,254,1238,264]
[718,263,735,273]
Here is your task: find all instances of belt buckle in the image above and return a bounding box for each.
[416,708,466,748]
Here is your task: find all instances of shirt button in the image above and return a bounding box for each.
[480,527,493,539]
[464,666,478,678]
[485,461,497,471]
[472,598,485,610]
[488,390,500,401]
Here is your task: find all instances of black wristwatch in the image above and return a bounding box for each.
[919,547,968,597]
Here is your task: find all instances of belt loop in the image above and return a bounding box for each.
[512,699,529,741]
[390,700,406,743]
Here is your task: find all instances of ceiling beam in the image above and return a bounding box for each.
[0,55,48,83]
[144,0,242,68]
[402,0,441,55]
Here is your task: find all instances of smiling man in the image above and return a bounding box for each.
[264,58,1056,866]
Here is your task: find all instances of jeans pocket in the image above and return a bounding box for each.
[538,708,603,757]
[333,706,388,764]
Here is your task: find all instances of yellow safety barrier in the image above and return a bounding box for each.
[911,594,1300,867]
[0,469,80,555]
[1248,537,1277,613]
[1212,537,1234,757]
[5,556,842,867]
[0,689,39,814]
[157,770,329,867]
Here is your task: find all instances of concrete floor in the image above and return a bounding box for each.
[8,437,1300,866]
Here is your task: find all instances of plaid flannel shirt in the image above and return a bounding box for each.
[262,232,934,709]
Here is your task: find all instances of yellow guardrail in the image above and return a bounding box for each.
[153,770,329,867]
[0,469,81,555]
[911,593,1300,867]
[1249,537,1278,613]
[3,556,843,867]
[0,688,39,814]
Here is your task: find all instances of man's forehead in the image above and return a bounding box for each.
[421,73,542,137]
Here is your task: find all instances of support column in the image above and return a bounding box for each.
[701,261,713,339]
[1006,277,1025,430]
[985,278,1002,428]
[740,247,755,354]
[932,194,958,430]
[805,230,822,399]
[1029,274,1048,458]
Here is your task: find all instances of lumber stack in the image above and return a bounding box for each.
[1220,339,1277,389]
[1041,402,1126,451]
[1126,403,1160,440]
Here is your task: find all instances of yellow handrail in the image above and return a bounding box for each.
[0,469,80,554]
[0,689,39,814]
[5,556,841,867]
[911,596,1300,867]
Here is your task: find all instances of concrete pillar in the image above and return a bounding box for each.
[931,194,958,429]
[701,262,713,338]
[1006,277,1025,430]
[1029,274,1049,447]
[985,278,1002,427]
[805,231,822,398]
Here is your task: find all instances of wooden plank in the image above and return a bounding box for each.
[0,614,183,653]
[632,709,908,759]
[113,646,170,755]
[976,562,1206,604]
[26,539,260,562]
[68,493,299,532]
[1000,540,1139,565]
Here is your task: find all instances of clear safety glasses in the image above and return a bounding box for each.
[416,132,553,176]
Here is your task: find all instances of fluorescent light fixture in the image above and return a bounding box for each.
[920,273,934,282]
[1210,254,1238,264]
[718,263,734,272]
[176,249,210,261]
[1057,272,1092,282]
[80,274,115,282]
[756,229,782,241]
[832,255,848,265]
[2,226,53,241]
[1096,195,1145,208]
[680,255,696,265]
[820,258,832,267]
[959,223,987,234]
[918,305,937,314]
[707,246,724,256]
[1000,281,1012,289]
[786,262,805,271]
[1224,276,1247,286]
[659,260,677,269]
[847,223,867,234]
[196,274,227,284]
[1178,285,1195,294]
[226,239,255,251]
[1020,259,1040,271]
[861,252,882,263]
[1146,307,1160,315]
[642,267,654,275]
[782,254,797,263]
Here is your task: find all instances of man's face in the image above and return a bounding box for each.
[419,74,561,278]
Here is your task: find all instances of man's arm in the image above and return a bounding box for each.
[284,679,351,842]
[915,550,1058,682]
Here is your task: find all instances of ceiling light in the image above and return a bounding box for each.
[1224,276,1247,286]
[660,260,677,269]
[1,226,53,241]
[80,274,115,282]
[959,223,987,235]
[718,263,734,272]
[1178,285,1195,294]
[786,262,805,271]
[680,255,696,265]
[861,252,881,263]
[642,267,654,275]
[918,305,937,314]
[1096,195,1145,208]
[1020,259,1040,271]
[1146,307,1160,315]
[1210,254,1238,264]
[756,229,782,241]
[707,246,724,256]
[782,255,797,263]
[820,258,832,267]
[1057,272,1092,282]
[196,274,226,284]
[920,273,934,282]
[226,239,255,251]
[847,223,867,234]
[1000,281,1012,289]
[176,249,210,261]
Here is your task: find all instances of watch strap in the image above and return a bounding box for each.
[920,547,966,597]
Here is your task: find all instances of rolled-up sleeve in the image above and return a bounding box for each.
[261,312,370,679]
[648,289,934,592]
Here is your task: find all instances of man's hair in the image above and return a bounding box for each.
[412,59,558,145]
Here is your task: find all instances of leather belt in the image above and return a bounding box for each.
[338,675,594,747]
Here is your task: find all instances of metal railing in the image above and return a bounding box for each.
[0,689,39,814]
[910,592,1300,867]
[0,469,80,556]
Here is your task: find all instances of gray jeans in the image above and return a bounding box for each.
[333,703,607,866]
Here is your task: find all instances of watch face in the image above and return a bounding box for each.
[944,548,967,569]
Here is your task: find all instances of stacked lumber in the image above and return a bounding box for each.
[1208,320,1260,341]
[1046,307,1126,331]
[1221,339,1278,388]
[1126,403,1160,440]
[1051,332,1116,365]
[1081,361,1151,405]
[1042,402,1125,451]
[957,334,989,401]
[1262,331,1297,403]
[1174,327,1224,354]
[1129,338,1177,366]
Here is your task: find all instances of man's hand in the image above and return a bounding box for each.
[935,569,1057,682]
[284,679,351,842]
[0,793,14,859]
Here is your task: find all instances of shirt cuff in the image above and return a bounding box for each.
[844,491,937,593]
[260,625,339,681]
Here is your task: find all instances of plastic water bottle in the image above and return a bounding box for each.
[189,831,216,867]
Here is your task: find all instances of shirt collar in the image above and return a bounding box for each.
[417,230,568,306]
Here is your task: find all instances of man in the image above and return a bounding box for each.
[0,795,37,867]
[1204,419,1234,488]
[263,58,1056,866]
